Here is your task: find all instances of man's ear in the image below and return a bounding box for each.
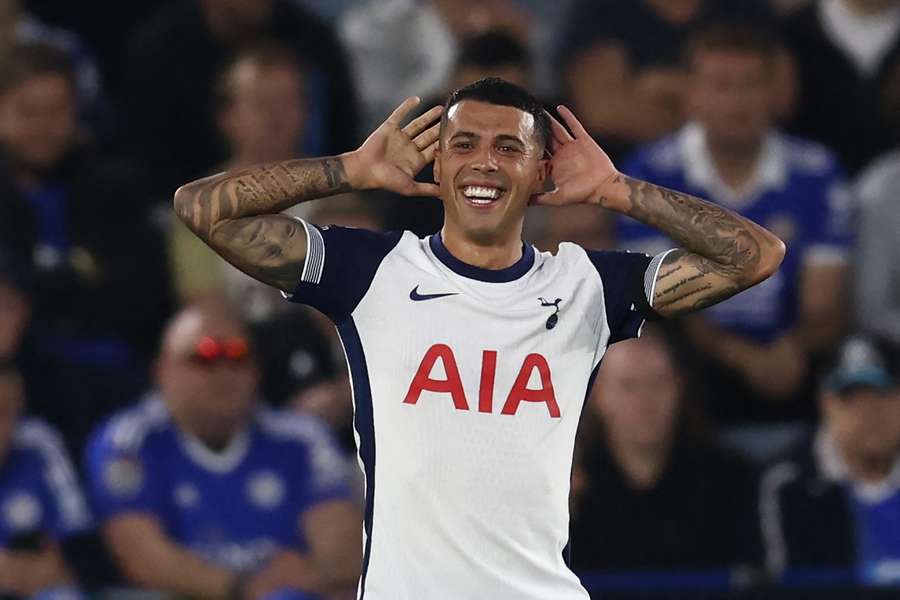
[433,147,441,184]
[535,157,551,193]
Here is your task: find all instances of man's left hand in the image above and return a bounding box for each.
[531,106,620,207]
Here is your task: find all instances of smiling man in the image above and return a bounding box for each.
[174,78,785,599]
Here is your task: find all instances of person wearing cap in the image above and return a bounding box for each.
[84,303,361,599]
[758,336,900,586]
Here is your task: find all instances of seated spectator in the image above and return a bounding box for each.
[0,43,172,452]
[759,336,900,586]
[617,22,852,421]
[340,0,543,136]
[571,328,760,571]
[126,0,358,196]
[85,303,360,599]
[559,0,777,160]
[169,40,313,315]
[785,0,900,174]
[855,149,900,346]
[0,0,103,126]
[0,363,92,599]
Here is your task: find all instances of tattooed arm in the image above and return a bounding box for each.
[174,97,442,291]
[534,106,785,317]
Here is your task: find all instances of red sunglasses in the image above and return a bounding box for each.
[186,336,251,366]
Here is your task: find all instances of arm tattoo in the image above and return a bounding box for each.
[616,175,783,316]
[173,157,351,290]
[621,175,761,279]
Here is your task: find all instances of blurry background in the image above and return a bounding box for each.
[2,0,900,598]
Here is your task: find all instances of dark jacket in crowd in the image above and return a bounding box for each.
[571,435,762,572]
[125,0,359,196]
[758,435,856,573]
[785,4,900,174]
[0,148,172,452]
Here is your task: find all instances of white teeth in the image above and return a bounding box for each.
[462,185,502,200]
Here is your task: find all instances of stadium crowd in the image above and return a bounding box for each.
[1,0,900,597]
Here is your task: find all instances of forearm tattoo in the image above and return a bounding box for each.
[618,175,775,314]
[173,157,351,290]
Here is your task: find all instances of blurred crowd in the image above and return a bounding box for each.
[1,0,900,598]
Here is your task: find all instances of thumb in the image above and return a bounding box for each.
[405,182,441,198]
[529,189,560,206]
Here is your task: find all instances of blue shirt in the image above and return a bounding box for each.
[85,395,351,571]
[850,486,900,585]
[617,124,853,343]
[0,418,92,546]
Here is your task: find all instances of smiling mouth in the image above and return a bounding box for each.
[460,185,506,207]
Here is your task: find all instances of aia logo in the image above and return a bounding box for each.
[403,344,560,418]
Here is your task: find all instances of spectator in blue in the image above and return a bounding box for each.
[0,42,172,454]
[617,22,853,421]
[0,363,92,599]
[85,302,361,600]
[760,336,900,586]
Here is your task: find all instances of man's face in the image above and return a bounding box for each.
[0,373,23,464]
[688,50,774,151]
[824,386,900,464]
[0,281,30,360]
[157,310,258,436]
[220,61,306,163]
[592,336,681,449]
[435,100,547,243]
[0,74,76,170]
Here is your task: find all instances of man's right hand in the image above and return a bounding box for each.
[343,97,442,197]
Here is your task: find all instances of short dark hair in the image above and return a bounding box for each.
[441,77,549,150]
[684,20,780,67]
[213,39,306,110]
[456,30,531,72]
[0,43,75,95]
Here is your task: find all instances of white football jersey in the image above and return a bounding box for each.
[287,223,661,600]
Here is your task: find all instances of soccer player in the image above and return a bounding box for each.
[174,78,785,599]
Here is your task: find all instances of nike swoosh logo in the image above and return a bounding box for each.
[409,286,459,302]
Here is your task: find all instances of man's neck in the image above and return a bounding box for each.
[707,137,764,192]
[607,435,671,491]
[440,224,524,270]
[173,412,240,453]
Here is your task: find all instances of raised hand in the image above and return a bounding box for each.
[531,105,619,207]
[346,97,442,197]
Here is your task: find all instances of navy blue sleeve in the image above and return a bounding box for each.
[285,223,403,323]
[586,249,658,344]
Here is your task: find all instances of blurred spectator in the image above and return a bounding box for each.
[340,0,555,136]
[0,363,92,599]
[126,0,358,197]
[0,0,102,125]
[855,149,900,345]
[760,336,900,586]
[0,42,172,452]
[85,303,360,599]
[169,40,312,314]
[571,329,760,571]
[0,254,29,369]
[617,22,853,421]
[559,0,777,161]
[785,0,900,174]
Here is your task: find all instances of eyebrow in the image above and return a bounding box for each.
[448,132,526,146]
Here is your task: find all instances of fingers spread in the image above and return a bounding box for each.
[403,105,443,138]
[557,105,590,139]
[414,123,441,151]
[386,96,422,127]
[545,109,573,146]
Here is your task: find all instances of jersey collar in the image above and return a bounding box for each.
[429,233,535,283]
